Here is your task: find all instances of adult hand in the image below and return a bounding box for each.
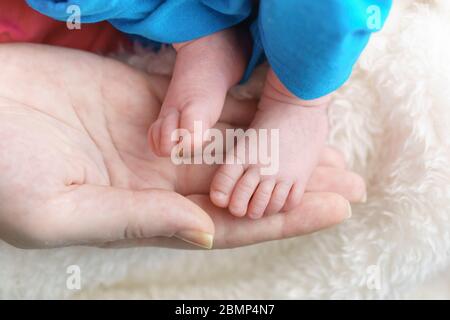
[0,44,365,249]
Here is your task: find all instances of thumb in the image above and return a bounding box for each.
[44,185,215,249]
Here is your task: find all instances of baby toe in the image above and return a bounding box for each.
[210,163,245,208]
[283,182,306,212]
[228,167,260,217]
[247,179,276,219]
[265,182,292,215]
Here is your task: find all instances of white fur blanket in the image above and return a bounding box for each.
[1,0,449,299]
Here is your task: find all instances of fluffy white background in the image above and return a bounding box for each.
[0,0,449,299]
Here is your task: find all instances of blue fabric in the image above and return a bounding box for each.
[255,0,392,99]
[26,0,392,100]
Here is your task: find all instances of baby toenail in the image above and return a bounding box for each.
[211,190,227,200]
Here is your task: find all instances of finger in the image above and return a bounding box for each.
[99,236,208,250]
[318,147,347,169]
[102,192,351,250]
[187,193,352,249]
[43,185,215,249]
[306,167,367,203]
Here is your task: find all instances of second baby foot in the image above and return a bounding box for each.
[210,69,330,218]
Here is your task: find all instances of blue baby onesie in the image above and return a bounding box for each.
[26,0,392,100]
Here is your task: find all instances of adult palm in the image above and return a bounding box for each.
[0,44,364,249]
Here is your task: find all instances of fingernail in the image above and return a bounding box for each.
[346,201,353,219]
[174,230,214,249]
[211,191,227,203]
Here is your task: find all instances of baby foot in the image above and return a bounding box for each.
[210,69,330,218]
[149,29,248,157]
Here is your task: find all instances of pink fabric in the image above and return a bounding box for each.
[0,0,130,54]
